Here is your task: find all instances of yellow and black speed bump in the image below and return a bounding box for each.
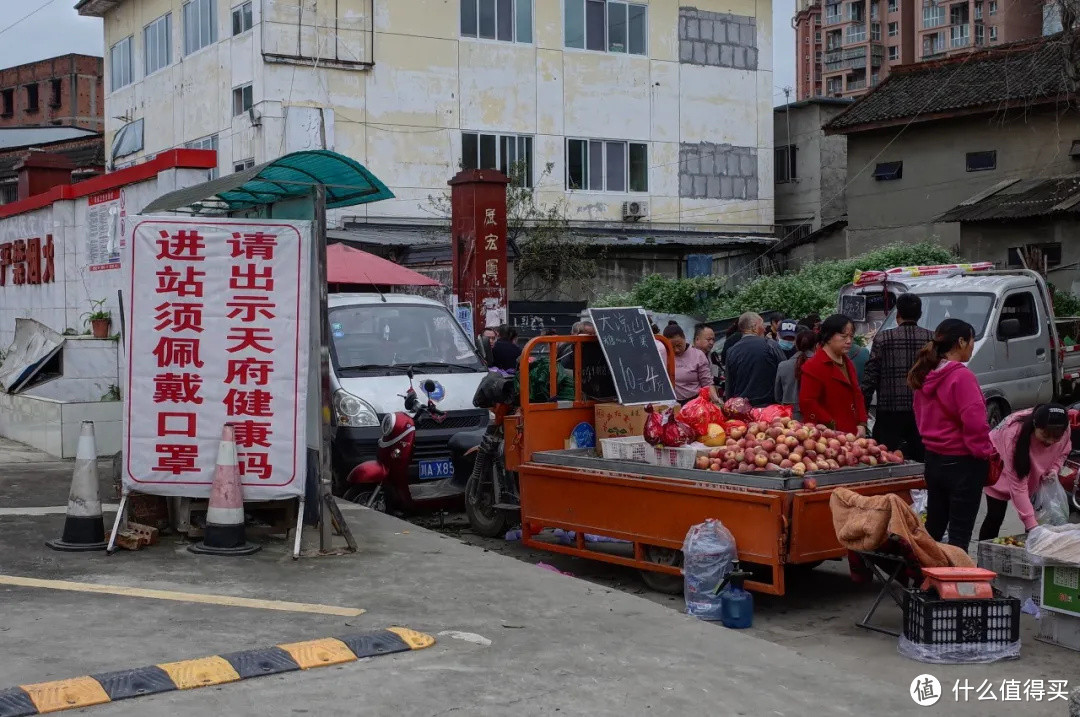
[0,628,434,716]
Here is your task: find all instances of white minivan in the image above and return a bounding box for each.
[328,293,490,491]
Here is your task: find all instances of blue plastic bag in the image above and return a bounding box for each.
[682,519,737,620]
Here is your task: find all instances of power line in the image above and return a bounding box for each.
[0,0,62,38]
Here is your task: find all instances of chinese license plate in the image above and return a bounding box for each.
[418,458,453,480]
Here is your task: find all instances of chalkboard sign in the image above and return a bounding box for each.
[840,294,867,323]
[588,307,677,405]
[578,341,617,401]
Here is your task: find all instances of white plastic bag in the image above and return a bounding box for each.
[1033,477,1070,526]
[682,519,737,620]
[1026,524,1080,566]
[910,489,928,518]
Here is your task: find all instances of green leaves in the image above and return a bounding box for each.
[593,242,958,321]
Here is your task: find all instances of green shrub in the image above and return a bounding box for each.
[593,242,957,320]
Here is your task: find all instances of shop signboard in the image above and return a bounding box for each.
[123,216,310,499]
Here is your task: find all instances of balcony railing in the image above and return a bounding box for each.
[846,24,867,41]
[825,55,868,71]
[847,78,867,90]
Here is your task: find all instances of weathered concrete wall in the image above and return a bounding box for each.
[678,7,758,69]
[959,219,1080,291]
[774,100,850,230]
[844,108,1080,255]
[100,0,774,233]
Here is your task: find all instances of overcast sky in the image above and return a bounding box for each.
[1,1,796,106]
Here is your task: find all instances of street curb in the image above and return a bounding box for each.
[0,628,434,715]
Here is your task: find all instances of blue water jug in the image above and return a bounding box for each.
[716,568,754,629]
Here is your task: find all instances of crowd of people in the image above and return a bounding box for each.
[482,300,1072,547]
[690,295,1072,547]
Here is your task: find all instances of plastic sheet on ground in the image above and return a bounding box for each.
[898,636,1021,664]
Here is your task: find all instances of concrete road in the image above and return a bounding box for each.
[0,448,1069,716]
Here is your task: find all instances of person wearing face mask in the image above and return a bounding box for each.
[774,329,817,420]
[662,324,719,404]
[979,404,1072,539]
[797,314,868,436]
[776,319,799,359]
[909,318,993,550]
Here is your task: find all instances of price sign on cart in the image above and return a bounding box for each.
[587,307,676,405]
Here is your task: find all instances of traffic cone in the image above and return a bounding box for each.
[46,421,107,551]
[189,424,260,556]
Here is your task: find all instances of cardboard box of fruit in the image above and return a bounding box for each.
[693,416,905,479]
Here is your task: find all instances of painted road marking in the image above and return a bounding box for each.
[0,576,364,617]
[0,505,120,516]
[0,630,434,715]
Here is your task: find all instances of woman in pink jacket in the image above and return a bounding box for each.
[978,404,1071,539]
[909,318,994,549]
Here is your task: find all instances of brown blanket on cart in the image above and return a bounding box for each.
[829,487,974,569]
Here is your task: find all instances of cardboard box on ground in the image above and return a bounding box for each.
[594,402,678,446]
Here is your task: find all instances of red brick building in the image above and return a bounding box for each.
[0,54,103,131]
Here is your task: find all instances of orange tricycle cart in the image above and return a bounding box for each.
[508,335,926,596]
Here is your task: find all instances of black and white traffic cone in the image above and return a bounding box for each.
[189,424,260,556]
[46,421,107,551]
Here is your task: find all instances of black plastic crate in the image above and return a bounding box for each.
[902,590,1020,645]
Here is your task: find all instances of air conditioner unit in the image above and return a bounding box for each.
[248,106,262,127]
[622,200,648,220]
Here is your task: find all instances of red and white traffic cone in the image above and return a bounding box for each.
[46,421,107,551]
[189,424,260,556]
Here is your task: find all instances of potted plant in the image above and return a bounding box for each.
[82,298,112,339]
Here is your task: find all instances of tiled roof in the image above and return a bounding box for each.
[826,33,1073,133]
[936,174,1080,222]
[0,136,105,183]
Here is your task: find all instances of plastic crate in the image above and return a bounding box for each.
[902,590,1020,646]
[649,445,707,470]
[599,436,652,463]
[976,536,1038,580]
[1035,610,1080,652]
[992,574,1041,606]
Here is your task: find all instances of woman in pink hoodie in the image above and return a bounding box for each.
[908,318,994,550]
[978,404,1071,539]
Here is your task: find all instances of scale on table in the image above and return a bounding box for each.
[920,567,997,599]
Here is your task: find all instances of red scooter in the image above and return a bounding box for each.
[344,370,474,514]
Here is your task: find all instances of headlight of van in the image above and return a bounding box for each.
[333,389,379,427]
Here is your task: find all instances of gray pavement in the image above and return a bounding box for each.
[0,441,1072,716]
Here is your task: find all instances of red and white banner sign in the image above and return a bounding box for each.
[123,216,310,499]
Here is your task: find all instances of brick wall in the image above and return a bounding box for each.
[0,54,103,131]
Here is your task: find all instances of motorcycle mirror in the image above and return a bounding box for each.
[422,379,437,393]
[407,367,414,380]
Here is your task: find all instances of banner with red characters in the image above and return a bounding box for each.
[123,216,310,499]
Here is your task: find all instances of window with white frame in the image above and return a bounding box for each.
[775,145,797,183]
[186,134,219,179]
[232,1,253,35]
[232,83,253,115]
[461,0,533,42]
[989,0,997,13]
[888,0,897,11]
[888,44,898,60]
[566,139,648,192]
[565,0,647,55]
[461,132,534,187]
[888,21,898,36]
[234,157,255,172]
[110,36,133,91]
[184,0,217,55]
[990,26,998,40]
[144,14,172,76]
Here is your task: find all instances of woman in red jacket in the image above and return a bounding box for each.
[797,314,868,436]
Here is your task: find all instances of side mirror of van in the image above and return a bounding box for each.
[999,318,1021,340]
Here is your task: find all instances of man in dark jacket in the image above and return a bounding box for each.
[725,312,787,407]
[491,325,522,371]
[860,293,933,460]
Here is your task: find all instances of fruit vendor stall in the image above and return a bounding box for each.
[507,315,926,597]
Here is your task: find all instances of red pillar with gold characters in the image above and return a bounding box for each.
[448,169,510,337]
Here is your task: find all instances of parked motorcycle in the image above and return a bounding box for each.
[344,369,479,514]
[458,370,521,537]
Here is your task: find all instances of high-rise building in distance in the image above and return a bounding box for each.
[793,0,1046,100]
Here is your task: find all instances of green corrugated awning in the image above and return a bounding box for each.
[142,150,394,213]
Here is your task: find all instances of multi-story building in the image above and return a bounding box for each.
[793,0,823,99]
[0,55,104,131]
[77,0,774,245]
[794,0,1044,100]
